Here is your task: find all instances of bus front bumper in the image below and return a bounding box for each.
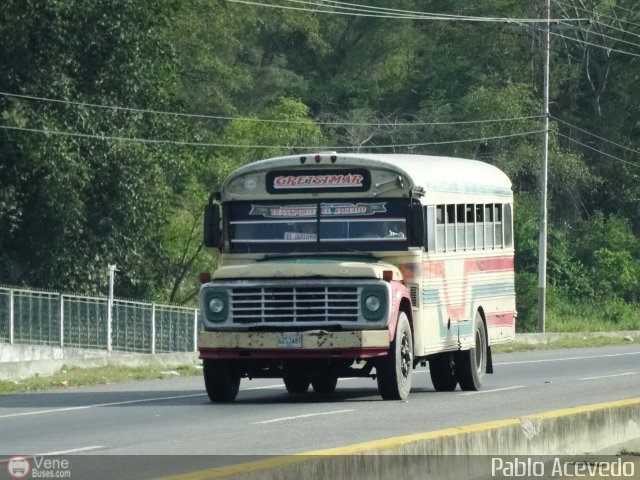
[198,330,390,359]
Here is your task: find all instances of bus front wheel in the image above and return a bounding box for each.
[376,312,413,400]
[203,359,241,402]
[455,312,487,391]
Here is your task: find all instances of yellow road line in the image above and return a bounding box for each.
[157,397,640,480]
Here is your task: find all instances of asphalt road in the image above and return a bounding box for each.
[0,344,639,479]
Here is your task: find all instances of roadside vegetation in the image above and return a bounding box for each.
[0,364,201,395]
[492,335,639,353]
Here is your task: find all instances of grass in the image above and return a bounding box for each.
[618,448,640,456]
[492,335,639,353]
[516,293,640,333]
[0,364,202,395]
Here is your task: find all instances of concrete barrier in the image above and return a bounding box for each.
[157,398,640,480]
[0,344,198,380]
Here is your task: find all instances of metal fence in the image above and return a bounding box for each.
[0,287,200,353]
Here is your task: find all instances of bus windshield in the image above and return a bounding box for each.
[227,199,409,253]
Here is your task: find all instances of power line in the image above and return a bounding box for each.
[225,0,588,23]
[588,18,640,41]
[610,3,640,19]
[0,123,545,150]
[553,0,640,30]
[557,20,640,50]
[557,132,640,168]
[551,115,640,156]
[0,91,543,127]
[547,29,640,57]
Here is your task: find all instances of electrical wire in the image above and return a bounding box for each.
[225,0,588,23]
[610,3,640,19]
[553,0,640,30]
[547,29,640,57]
[588,18,640,41]
[0,123,545,150]
[0,91,543,127]
[551,115,640,156]
[557,132,640,168]
[556,20,640,50]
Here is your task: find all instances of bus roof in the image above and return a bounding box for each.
[225,152,512,196]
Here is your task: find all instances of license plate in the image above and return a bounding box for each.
[278,332,303,348]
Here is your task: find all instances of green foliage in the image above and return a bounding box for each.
[212,97,325,176]
[0,0,638,321]
[0,364,201,395]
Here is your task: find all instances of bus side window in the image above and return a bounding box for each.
[504,204,513,247]
[446,204,455,251]
[484,204,494,248]
[494,204,503,248]
[456,204,465,251]
[475,205,485,249]
[465,204,475,251]
[436,205,445,252]
[426,205,435,252]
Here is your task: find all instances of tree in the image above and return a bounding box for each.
[0,0,188,298]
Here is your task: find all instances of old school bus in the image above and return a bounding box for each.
[198,152,516,402]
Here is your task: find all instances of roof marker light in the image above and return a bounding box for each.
[199,272,212,283]
[383,270,394,282]
[315,154,322,163]
[300,156,306,164]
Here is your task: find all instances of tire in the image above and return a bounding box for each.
[455,311,488,391]
[376,312,413,400]
[283,372,311,394]
[429,352,458,391]
[311,375,338,394]
[203,359,241,403]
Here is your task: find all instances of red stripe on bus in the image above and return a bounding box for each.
[485,311,515,327]
[399,256,514,320]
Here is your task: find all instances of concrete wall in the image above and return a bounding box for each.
[156,398,640,480]
[0,344,198,380]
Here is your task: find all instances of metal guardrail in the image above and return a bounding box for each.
[0,287,199,353]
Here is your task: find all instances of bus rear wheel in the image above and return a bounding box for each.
[283,371,311,394]
[429,352,458,391]
[455,312,487,391]
[203,359,241,403]
[311,375,338,394]
[376,312,413,400]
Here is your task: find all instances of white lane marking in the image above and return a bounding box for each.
[459,386,525,396]
[36,446,105,456]
[244,384,285,390]
[581,372,637,381]
[253,409,354,425]
[0,393,206,420]
[495,351,640,366]
[0,446,105,464]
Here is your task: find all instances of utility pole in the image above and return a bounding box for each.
[107,264,119,353]
[538,0,551,333]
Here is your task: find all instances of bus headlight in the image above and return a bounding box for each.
[209,297,225,314]
[361,287,386,321]
[203,290,228,323]
[364,295,381,312]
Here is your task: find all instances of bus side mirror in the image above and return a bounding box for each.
[204,203,221,248]
[409,204,425,247]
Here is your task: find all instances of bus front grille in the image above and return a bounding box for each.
[230,286,359,324]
